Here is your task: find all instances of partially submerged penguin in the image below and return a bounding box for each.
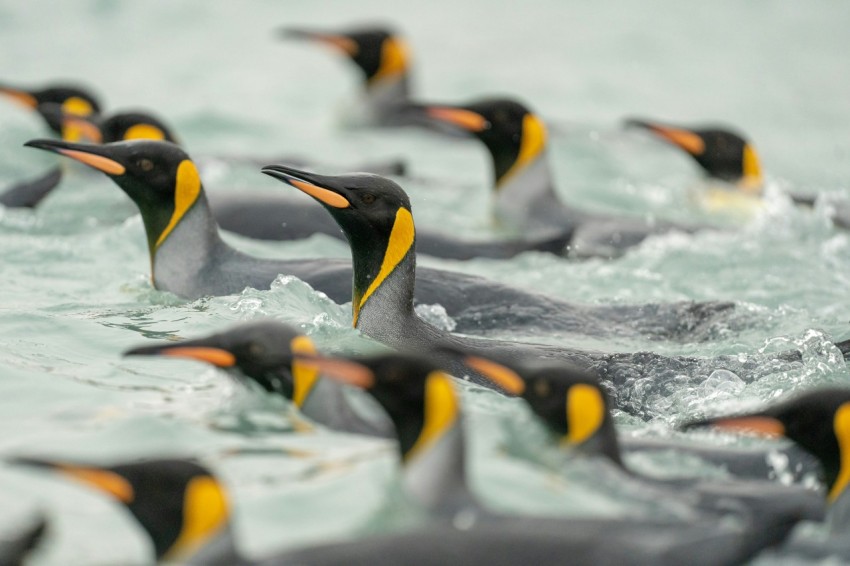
[11,451,803,566]
[625,119,846,221]
[684,387,850,560]
[123,319,393,437]
[24,137,741,344]
[460,354,824,522]
[280,25,414,129]
[409,98,719,258]
[262,163,850,418]
[0,81,102,207]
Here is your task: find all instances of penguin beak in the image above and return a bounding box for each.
[625,119,706,156]
[682,413,786,438]
[11,457,135,503]
[409,103,490,133]
[24,139,126,175]
[124,337,237,368]
[293,353,375,389]
[261,165,351,209]
[462,355,526,395]
[0,85,38,110]
[279,28,359,56]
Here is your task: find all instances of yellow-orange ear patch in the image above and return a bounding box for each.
[165,476,229,560]
[155,160,201,249]
[124,124,167,141]
[829,403,850,502]
[61,97,95,117]
[372,37,409,81]
[565,384,605,445]
[406,372,458,462]
[353,207,415,326]
[290,335,320,408]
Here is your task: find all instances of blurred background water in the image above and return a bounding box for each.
[1,0,849,563]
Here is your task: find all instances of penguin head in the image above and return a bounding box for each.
[461,354,621,464]
[24,138,203,253]
[12,457,231,561]
[262,165,416,325]
[0,82,101,133]
[282,25,410,85]
[124,320,320,405]
[416,98,548,186]
[298,353,458,462]
[626,119,763,190]
[99,111,179,144]
[684,387,850,504]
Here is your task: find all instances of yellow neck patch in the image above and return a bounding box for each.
[155,160,202,249]
[829,403,850,503]
[739,144,764,194]
[497,113,548,186]
[405,372,459,462]
[371,37,409,82]
[290,335,320,408]
[124,124,166,141]
[563,384,605,446]
[61,96,94,117]
[352,207,415,327]
[165,476,229,560]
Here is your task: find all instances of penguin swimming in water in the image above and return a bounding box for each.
[281,25,414,129]
[23,137,740,343]
[262,163,850,418]
[625,119,847,220]
[0,82,102,207]
[123,319,393,438]
[459,354,824,521]
[11,451,805,566]
[409,98,720,258]
[684,387,850,560]
[10,110,548,261]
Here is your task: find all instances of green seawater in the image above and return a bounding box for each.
[1,0,849,563]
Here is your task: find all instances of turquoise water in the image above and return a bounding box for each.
[1,0,850,563]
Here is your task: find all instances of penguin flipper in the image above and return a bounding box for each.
[0,166,63,208]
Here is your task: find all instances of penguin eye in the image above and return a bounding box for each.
[360,193,377,205]
[137,158,154,172]
[534,379,550,398]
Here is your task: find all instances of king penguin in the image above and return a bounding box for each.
[262,163,850,418]
[0,81,102,207]
[281,25,415,129]
[460,354,824,523]
[23,137,740,344]
[684,387,850,560]
[11,450,804,566]
[625,118,842,218]
[409,98,720,258]
[123,319,393,437]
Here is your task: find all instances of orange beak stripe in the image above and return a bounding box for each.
[426,108,489,132]
[710,416,786,437]
[161,347,237,368]
[58,149,125,175]
[647,125,705,155]
[290,179,350,209]
[316,35,359,56]
[464,356,526,395]
[296,355,375,389]
[62,466,135,503]
[0,89,37,109]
